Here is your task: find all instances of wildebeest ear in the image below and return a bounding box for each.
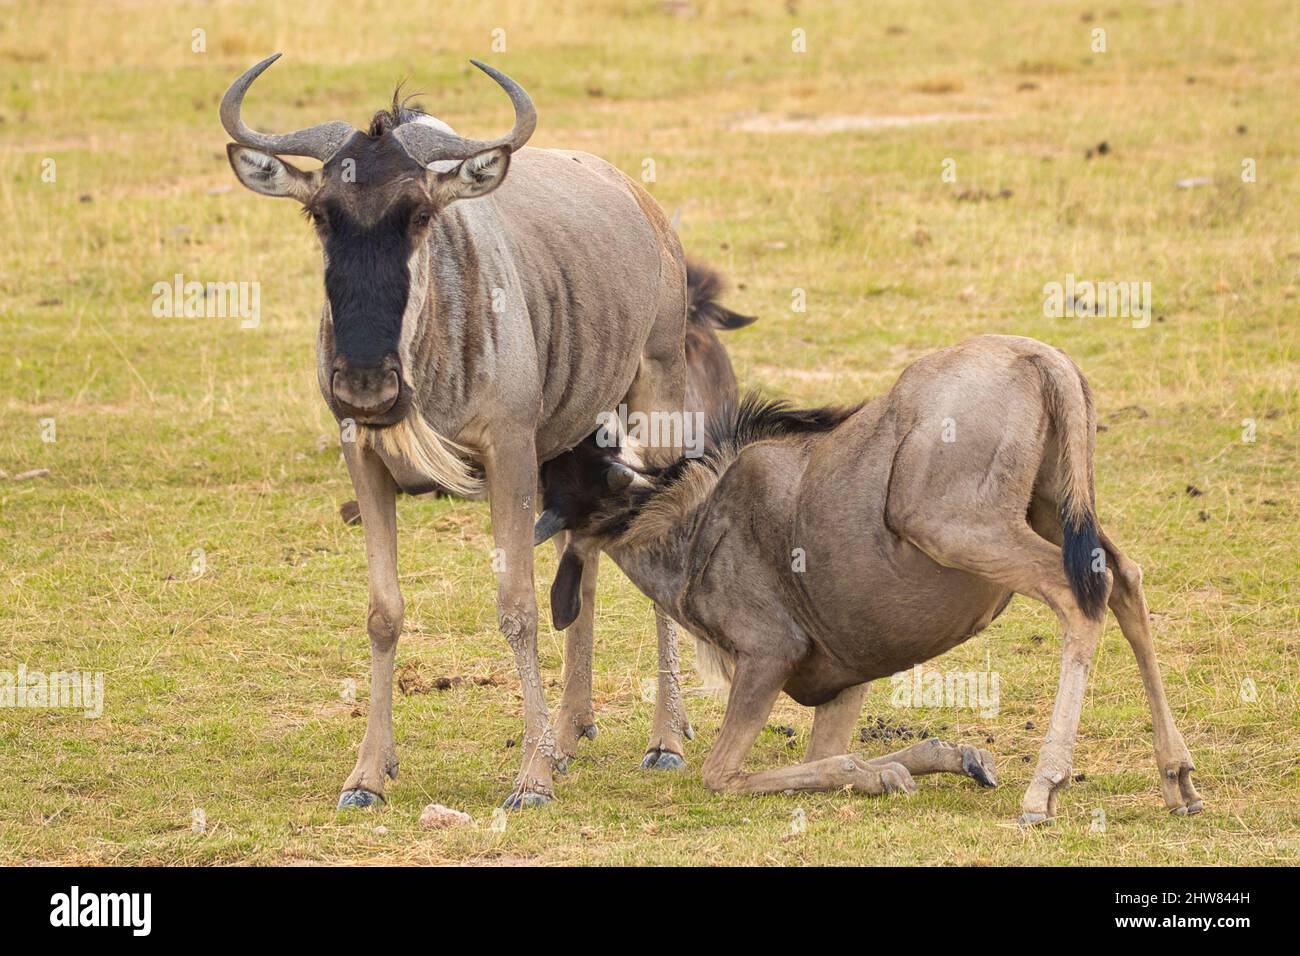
[227,144,318,202]
[549,548,585,632]
[435,146,510,203]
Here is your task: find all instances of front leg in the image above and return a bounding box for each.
[642,607,691,770]
[552,532,600,770]
[338,440,403,808]
[487,430,558,808]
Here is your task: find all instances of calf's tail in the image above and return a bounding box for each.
[1032,352,1108,620]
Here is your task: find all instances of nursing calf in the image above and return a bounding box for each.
[534,335,1202,823]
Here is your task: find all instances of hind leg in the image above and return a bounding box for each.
[1099,533,1202,813]
[902,517,1110,823]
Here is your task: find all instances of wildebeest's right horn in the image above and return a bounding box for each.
[392,60,537,165]
[221,53,358,161]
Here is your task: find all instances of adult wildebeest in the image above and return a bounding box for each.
[535,335,1203,823]
[337,261,755,772]
[221,53,691,809]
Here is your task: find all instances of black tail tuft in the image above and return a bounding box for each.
[687,260,757,330]
[1060,504,1108,620]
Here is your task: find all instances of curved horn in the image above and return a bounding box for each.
[534,509,568,548]
[221,53,357,161]
[392,60,536,166]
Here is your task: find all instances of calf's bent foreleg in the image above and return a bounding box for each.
[807,686,995,788]
[338,441,404,808]
[701,656,915,797]
[866,738,998,788]
[805,683,868,762]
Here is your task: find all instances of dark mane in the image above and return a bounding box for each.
[707,391,862,461]
[589,391,861,541]
[367,83,427,137]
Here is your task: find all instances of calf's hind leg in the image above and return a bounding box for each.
[702,658,915,797]
[903,520,1110,823]
[1099,533,1202,813]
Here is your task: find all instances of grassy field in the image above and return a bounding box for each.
[0,0,1296,865]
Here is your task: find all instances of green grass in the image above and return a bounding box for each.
[0,0,1296,865]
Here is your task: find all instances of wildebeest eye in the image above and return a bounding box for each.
[305,207,328,230]
[411,208,434,229]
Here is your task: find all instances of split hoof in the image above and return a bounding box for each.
[960,745,998,788]
[580,724,598,741]
[641,748,686,771]
[501,788,554,811]
[337,788,384,810]
[1172,799,1204,816]
[1017,810,1051,827]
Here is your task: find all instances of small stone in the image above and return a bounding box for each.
[418,803,473,830]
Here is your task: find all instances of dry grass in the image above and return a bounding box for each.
[0,0,1296,865]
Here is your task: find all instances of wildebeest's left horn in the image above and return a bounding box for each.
[221,53,358,161]
[392,60,537,165]
[534,509,567,547]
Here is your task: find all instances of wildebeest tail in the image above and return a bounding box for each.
[1031,351,1108,620]
[686,260,757,330]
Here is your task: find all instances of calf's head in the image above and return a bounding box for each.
[221,54,535,425]
[534,436,655,630]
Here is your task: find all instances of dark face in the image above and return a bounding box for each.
[535,435,649,547]
[227,111,512,429]
[309,137,438,426]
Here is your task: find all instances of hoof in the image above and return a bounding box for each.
[641,748,686,771]
[1018,810,1050,827]
[877,761,916,796]
[960,746,998,788]
[338,788,384,810]
[1172,800,1204,816]
[501,789,554,811]
[581,724,598,741]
